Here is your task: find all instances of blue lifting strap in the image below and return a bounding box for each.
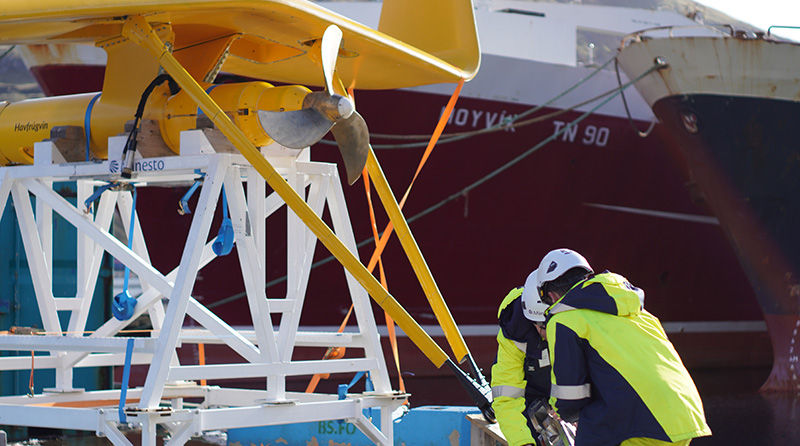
[112,188,138,321]
[83,181,117,210]
[178,179,202,215]
[337,371,374,399]
[212,186,234,256]
[118,338,135,424]
[338,371,375,420]
[178,170,205,215]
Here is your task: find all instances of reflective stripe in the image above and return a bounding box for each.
[551,383,590,400]
[548,302,578,315]
[492,385,524,399]
[513,340,527,352]
[539,348,550,367]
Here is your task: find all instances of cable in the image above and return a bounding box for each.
[84,93,102,161]
[614,56,657,138]
[354,56,618,148]
[0,45,15,63]
[120,74,180,178]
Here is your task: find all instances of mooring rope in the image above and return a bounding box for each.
[363,56,617,147]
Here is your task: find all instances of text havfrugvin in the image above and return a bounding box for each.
[13,122,49,132]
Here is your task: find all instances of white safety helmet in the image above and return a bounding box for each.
[536,249,593,298]
[521,269,549,322]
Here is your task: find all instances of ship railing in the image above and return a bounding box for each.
[620,23,762,49]
[767,25,800,37]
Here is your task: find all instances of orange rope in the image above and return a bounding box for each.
[364,169,405,393]
[305,305,353,393]
[305,79,464,393]
[364,78,464,275]
[28,350,34,397]
[198,343,207,386]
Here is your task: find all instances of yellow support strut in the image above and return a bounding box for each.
[365,150,470,363]
[121,16,449,368]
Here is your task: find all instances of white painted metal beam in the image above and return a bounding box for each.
[176,328,361,347]
[0,352,153,371]
[139,157,226,409]
[196,398,391,431]
[0,405,97,430]
[167,358,379,381]
[11,182,62,334]
[0,335,157,353]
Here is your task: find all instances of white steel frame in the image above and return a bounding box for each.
[0,131,402,445]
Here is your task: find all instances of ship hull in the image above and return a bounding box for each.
[619,35,800,391]
[652,93,800,391]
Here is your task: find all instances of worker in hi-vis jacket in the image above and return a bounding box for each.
[534,248,712,446]
[491,269,552,446]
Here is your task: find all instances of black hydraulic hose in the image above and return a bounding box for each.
[120,74,180,178]
[446,358,495,422]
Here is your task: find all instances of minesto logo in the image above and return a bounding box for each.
[14,122,49,132]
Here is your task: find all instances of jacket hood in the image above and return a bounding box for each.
[547,272,645,317]
[497,288,536,342]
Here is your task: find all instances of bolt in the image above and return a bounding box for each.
[680,112,699,134]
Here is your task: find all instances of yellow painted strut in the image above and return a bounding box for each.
[365,150,470,363]
[121,16,450,367]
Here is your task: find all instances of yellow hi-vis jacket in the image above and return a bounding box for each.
[491,287,550,446]
[546,272,711,446]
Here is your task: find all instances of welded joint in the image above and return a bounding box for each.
[97,409,134,446]
[121,16,165,55]
[97,22,172,50]
[163,415,202,445]
[347,407,391,446]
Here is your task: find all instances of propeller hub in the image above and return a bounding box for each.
[335,95,355,120]
[302,92,354,121]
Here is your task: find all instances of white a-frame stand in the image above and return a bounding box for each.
[0,131,402,445]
